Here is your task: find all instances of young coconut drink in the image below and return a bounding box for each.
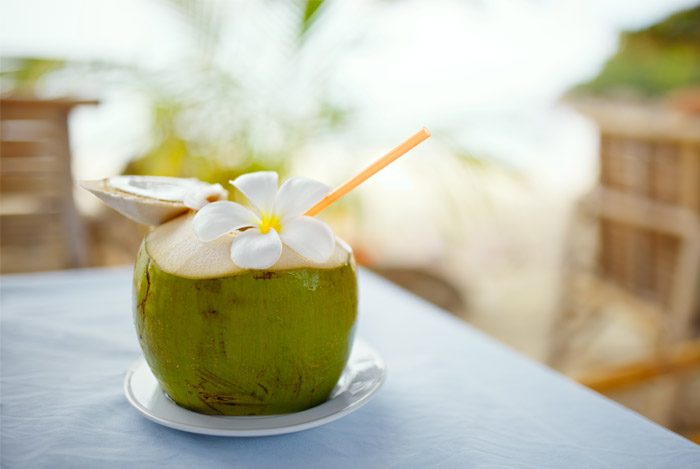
[84,173,356,415]
[82,128,430,416]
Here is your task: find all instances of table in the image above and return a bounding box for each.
[2,267,699,468]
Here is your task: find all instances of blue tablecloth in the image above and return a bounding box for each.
[2,267,699,468]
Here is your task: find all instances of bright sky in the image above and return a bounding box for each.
[1,0,697,190]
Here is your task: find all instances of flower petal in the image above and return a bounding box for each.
[279,216,335,263]
[230,171,278,215]
[230,228,283,269]
[275,177,331,219]
[192,201,259,242]
[183,183,228,210]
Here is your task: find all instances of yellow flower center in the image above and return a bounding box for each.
[259,214,282,234]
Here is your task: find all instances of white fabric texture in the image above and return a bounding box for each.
[1,268,699,468]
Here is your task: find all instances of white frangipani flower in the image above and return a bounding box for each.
[192,171,335,269]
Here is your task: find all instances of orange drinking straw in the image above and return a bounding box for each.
[304,127,431,217]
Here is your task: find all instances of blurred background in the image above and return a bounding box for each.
[1,0,699,442]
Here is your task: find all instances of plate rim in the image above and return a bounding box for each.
[123,340,386,437]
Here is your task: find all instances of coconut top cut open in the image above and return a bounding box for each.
[146,213,352,278]
[79,176,228,226]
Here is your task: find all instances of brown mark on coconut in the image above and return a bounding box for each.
[187,378,206,391]
[138,258,152,318]
[197,280,222,293]
[201,391,267,409]
[253,271,281,280]
[295,372,303,397]
[198,368,248,395]
[256,383,269,395]
[196,393,222,414]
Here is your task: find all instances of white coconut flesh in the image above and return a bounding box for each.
[146,213,352,279]
[108,175,216,201]
[79,176,227,226]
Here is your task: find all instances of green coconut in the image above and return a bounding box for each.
[132,213,358,415]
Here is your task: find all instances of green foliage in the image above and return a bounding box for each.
[300,0,327,37]
[576,6,700,96]
[643,5,700,43]
[0,57,66,95]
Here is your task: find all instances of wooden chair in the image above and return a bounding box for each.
[550,98,700,433]
[573,338,700,444]
[1,97,98,273]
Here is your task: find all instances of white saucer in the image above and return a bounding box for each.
[123,340,386,437]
